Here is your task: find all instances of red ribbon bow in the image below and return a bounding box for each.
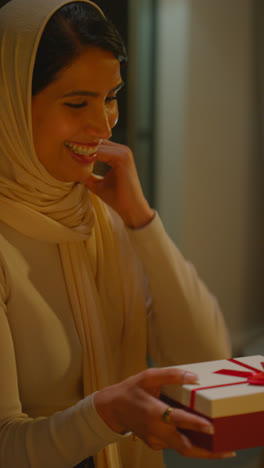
[190,358,264,410]
[215,358,264,385]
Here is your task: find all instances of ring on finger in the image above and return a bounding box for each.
[162,406,174,424]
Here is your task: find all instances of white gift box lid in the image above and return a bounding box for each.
[161,355,264,418]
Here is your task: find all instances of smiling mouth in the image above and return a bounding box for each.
[65,141,99,157]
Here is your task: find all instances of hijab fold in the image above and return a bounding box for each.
[0,1,151,466]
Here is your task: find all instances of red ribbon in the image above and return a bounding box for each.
[190,358,264,410]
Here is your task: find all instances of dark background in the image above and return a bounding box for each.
[0,0,12,7]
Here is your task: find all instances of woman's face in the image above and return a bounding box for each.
[31,47,123,182]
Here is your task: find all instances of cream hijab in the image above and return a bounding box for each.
[0,1,161,467]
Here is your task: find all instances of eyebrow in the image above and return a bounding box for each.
[62,81,124,98]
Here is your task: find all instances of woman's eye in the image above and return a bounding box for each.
[64,102,87,109]
[105,96,118,103]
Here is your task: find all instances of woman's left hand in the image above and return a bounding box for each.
[85,139,155,228]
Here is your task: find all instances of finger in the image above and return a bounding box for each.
[99,138,126,149]
[181,444,236,459]
[189,449,236,460]
[100,138,119,147]
[96,141,133,167]
[85,173,105,192]
[138,367,199,388]
[170,431,236,460]
[169,408,214,434]
[134,410,234,459]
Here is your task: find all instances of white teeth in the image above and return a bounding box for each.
[65,142,98,157]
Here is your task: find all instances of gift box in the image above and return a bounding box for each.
[161,355,264,452]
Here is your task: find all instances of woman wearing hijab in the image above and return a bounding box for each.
[0,1,232,467]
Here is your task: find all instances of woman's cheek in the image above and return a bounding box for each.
[56,113,81,138]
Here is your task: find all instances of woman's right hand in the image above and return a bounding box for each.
[94,368,236,459]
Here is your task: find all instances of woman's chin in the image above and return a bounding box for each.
[58,160,97,183]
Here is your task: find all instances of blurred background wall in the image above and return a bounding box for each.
[97,0,263,466]
[128,1,264,466]
[127,0,264,357]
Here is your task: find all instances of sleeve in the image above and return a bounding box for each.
[126,213,231,367]
[0,256,122,468]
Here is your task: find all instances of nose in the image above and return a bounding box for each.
[84,105,114,140]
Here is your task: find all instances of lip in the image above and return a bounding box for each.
[66,140,102,148]
[65,146,98,165]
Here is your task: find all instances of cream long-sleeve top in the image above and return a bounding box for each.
[0,208,231,468]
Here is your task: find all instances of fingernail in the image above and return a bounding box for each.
[221,452,237,458]
[183,372,199,384]
[201,425,215,435]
